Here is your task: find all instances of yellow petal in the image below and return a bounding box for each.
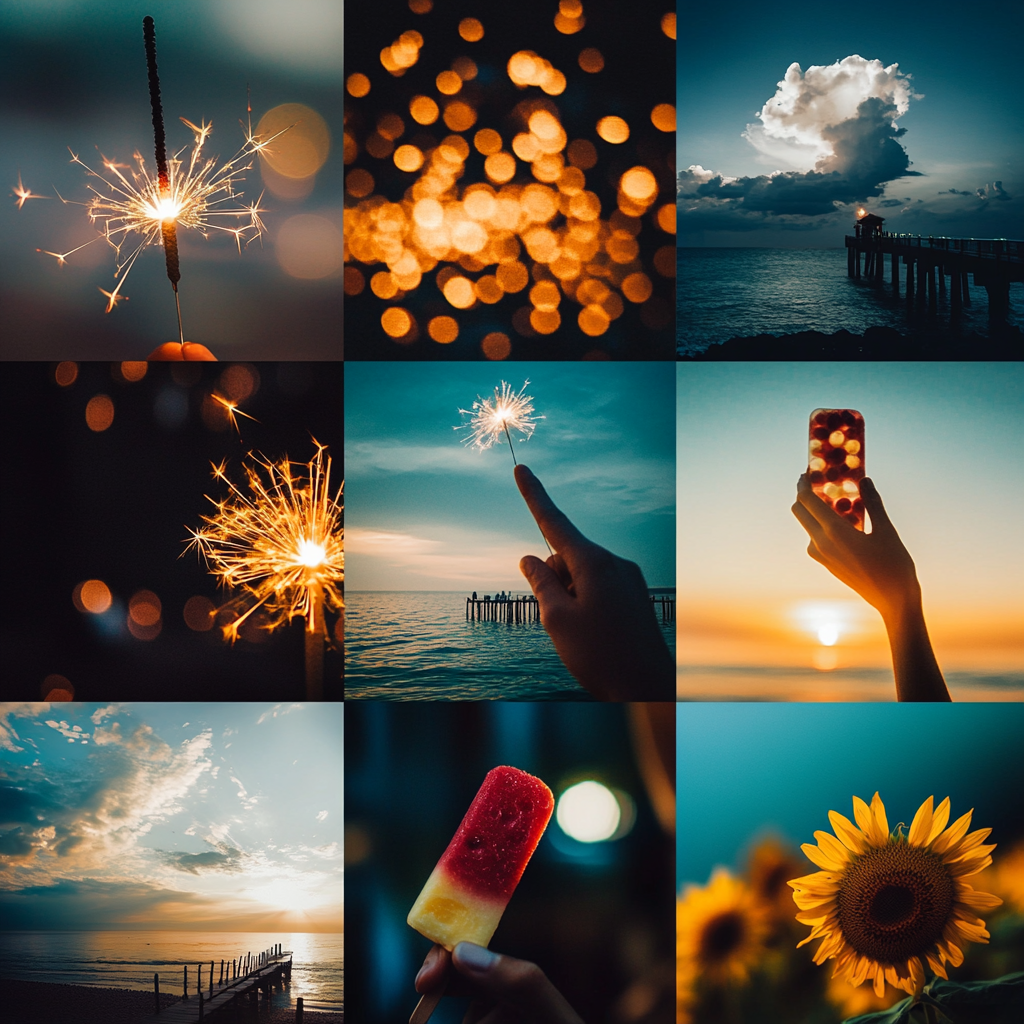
[870,791,889,843]
[852,795,874,837]
[956,886,1003,910]
[933,809,973,854]
[801,841,845,872]
[828,810,867,853]
[873,968,886,998]
[927,954,948,979]
[926,796,951,844]
[908,795,934,847]
[814,830,852,867]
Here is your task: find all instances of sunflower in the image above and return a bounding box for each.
[747,836,806,921]
[677,868,769,990]
[788,792,1002,998]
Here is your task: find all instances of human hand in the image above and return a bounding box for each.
[791,474,921,622]
[415,942,584,1024]
[514,464,674,701]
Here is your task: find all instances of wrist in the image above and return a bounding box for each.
[880,583,924,634]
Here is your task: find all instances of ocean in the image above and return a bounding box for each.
[0,931,343,1011]
[344,591,677,700]
[677,248,1023,354]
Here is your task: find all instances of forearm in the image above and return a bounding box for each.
[882,594,951,702]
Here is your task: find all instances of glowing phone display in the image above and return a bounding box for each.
[808,409,866,530]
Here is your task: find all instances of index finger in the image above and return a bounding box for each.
[515,464,588,552]
[795,472,850,533]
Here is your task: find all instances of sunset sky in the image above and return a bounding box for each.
[677,1,1024,245]
[0,702,343,931]
[676,362,1024,700]
[346,362,676,591]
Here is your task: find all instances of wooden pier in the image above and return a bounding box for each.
[141,944,293,1023]
[650,594,675,623]
[467,594,540,622]
[845,215,1023,319]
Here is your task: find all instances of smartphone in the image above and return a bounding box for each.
[808,409,866,530]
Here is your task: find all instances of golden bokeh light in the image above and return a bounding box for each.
[657,203,677,234]
[257,104,331,180]
[381,306,414,337]
[596,116,630,144]
[475,275,504,303]
[409,0,432,11]
[276,215,343,279]
[578,304,611,336]
[79,579,113,614]
[347,73,371,98]
[183,595,216,632]
[443,101,477,132]
[651,103,676,132]
[394,145,425,172]
[620,166,658,202]
[129,589,162,627]
[371,271,400,299]
[443,276,476,309]
[381,30,424,76]
[344,266,366,295]
[365,133,394,158]
[55,361,78,386]
[42,675,74,702]
[452,57,478,81]
[85,394,115,432]
[428,315,459,343]
[119,361,148,382]
[496,261,530,293]
[474,128,503,155]
[410,95,440,125]
[530,308,561,333]
[377,113,406,141]
[481,331,512,359]
[567,138,598,169]
[578,48,604,73]
[621,272,654,303]
[220,364,259,403]
[654,244,676,276]
[661,12,676,39]
[459,18,484,42]
[436,70,462,95]
[346,168,375,197]
[555,0,585,34]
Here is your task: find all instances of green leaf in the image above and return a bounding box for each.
[842,973,1024,1024]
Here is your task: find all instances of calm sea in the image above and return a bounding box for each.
[677,248,1023,354]
[0,931,342,1010]
[344,591,677,700]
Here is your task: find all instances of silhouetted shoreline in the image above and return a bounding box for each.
[680,324,1023,360]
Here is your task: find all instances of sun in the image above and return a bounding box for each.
[788,792,1002,998]
[248,876,326,914]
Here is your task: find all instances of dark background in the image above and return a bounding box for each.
[344,0,675,360]
[0,361,343,699]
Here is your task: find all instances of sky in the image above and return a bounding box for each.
[677,1,1024,245]
[0,0,343,357]
[345,362,675,590]
[676,702,1024,887]
[0,701,343,932]
[676,362,1024,699]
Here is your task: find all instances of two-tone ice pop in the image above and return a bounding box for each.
[408,765,554,950]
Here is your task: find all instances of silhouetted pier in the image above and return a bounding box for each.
[142,944,293,1022]
[846,214,1022,319]
[651,594,675,623]
[467,594,540,622]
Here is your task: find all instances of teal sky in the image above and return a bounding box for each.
[345,363,676,591]
[0,702,343,931]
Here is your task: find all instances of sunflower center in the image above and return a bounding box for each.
[837,841,955,964]
[700,911,744,961]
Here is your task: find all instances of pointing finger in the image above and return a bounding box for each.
[515,464,588,552]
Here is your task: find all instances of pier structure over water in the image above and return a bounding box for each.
[466,592,675,624]
[845,212,1023,319]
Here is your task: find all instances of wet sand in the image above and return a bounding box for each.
[3,981,342,1024]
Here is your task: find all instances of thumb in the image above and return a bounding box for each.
[859,477,893,533]
[520,555,572,615]
[451,944,581,1023]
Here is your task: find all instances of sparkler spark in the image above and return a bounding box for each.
[457,380,543,457]
[211,392,260,433]
[12,173,47,210]
[184,442,344,693]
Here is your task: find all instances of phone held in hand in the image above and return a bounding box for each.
[808,409,866,531]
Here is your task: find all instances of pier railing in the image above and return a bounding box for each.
[466,593,676,623]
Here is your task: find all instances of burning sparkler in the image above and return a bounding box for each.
[25,17,291,349]
[184,441,344,697]
[457,380,543,463]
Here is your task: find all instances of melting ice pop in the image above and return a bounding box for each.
[408,765,554,950]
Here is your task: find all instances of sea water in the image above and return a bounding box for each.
[677,248,1023,355]
[0,931,342,1011]
[344,591,677,700]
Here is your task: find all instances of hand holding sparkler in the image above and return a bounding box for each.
[514,464,674,702]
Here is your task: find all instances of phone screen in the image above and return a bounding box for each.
[808,409,866,531]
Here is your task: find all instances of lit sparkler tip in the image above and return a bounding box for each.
[99,286,128,312]
[13,174,47,209]
[211,392,260,432]
[456,379,544,452]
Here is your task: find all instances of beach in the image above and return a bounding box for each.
[4,981,344,1024]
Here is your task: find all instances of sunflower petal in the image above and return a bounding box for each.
[814,830,853,867]
[932,809,973,854]
[956,886,1003,910]
[926,796,951,844]
[801,841,845,872]
[787,870,837,890]
[927,954,948,979]
[909,795,934,847]
[852,795,874,837]
[828,810,867,853]
[873,968,886,998]
[870,791,889,843]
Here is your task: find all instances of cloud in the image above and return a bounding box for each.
[230,775,259,809]
[160,844,245,875]
[316,810,328,822]
[255,704,304,726]
[90,705,120,725]
[976,181,1012,201]
[680,56,922,230]
[0,703,51,752]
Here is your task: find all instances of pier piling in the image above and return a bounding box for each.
[183,965,188,1000]
[154,973,160,1015]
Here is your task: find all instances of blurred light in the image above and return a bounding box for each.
[661,12,676,39]
[654,245,676,276]
[481,332,512,360]
[578,48,604,73]
[814,648,840,671]
[429,316,459,343]
[220,364,260,403]
[566,139,597,169]
[276,214,343,278]
[409,0,432,11]
[55,361,78,387]
[443,276,476,309]
[344,267,365,295]
[298,540,326,568]
[410,95,439,125]
[183,595,216,632]
[556,780,621,842]
[394,145,424,172]
[42,675,74,702]
[459,17,484,41]
[127,613,162,641]
[792,601,863,650]
[78,579,112,614]
[818,623,839,646]
[622,272,653,303]
[119,361,148,382]
[597,116,630,144]
[620,167,658,202]
[443,101,477,132]
[85,394,115,432]
[381,307,414,338]
[436,70,462,95]
[257,104,331,179]
[484,152,516,184]
[129,590,162,627]
[377,113,405,141]
[347,73,371,97]
[452,57,478,81]
[650,103,676,132]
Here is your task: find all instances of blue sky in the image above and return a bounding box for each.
[0,702,343,931]
[677,702,1024,887]
[677,1,1024,245]
[345,363,676,590]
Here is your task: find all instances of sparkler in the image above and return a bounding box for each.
[25,17,291,348]
[211,392,260,434]
[184,441,344,697]
[457,380,552,553]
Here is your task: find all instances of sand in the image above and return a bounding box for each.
[3,981,343,1024]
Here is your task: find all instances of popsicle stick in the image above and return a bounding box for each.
[410,944,450,1024]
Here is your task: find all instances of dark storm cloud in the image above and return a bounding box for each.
[159,845,245,875]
